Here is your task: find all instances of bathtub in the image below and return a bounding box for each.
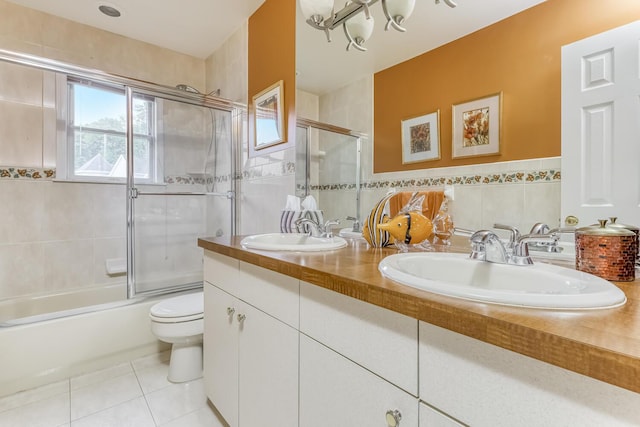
[0,283,201,398]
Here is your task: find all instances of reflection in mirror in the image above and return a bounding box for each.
[252,80,285,150]
[296,118,365,232]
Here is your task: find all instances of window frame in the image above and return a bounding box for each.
[56,74,160,184]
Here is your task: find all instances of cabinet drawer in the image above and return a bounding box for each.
[419,403,464,427]
[204,251,240,296]
[419,322,640,426]
[300,334,418,427]
[300,281,418,395]
[238,261,299,329]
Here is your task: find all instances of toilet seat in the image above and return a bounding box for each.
[150,292,203,323]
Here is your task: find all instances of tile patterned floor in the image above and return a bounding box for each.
[0,351,228,427]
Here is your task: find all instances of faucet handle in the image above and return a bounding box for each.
[324,219,340,228]
[493,223,521,250]
[346,216,361,232]
[322,219,340,238]
[529,222,551,235]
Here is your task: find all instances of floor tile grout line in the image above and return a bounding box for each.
[132,361,162,426]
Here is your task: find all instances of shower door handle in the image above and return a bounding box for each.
[206,191,235,199]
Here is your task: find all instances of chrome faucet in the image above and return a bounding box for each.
[469,229,560,266]
[295,218,340,238]
[469,230,510,264]
[527,223,575,253]
[346,216,361,232]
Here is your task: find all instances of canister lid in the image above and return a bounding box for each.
[608,217,640,232]
[576,219,635,236]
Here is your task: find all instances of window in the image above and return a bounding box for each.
[62,78,158,183]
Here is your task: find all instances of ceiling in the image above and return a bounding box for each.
[6,0,266,58]
[7,0,546,94]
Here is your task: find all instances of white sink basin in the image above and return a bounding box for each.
[379,252,626,309]
[240,233,348,252]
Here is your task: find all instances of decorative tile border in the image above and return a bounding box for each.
[0,164,560,188]
[309,168,561,191]
[164,174,232,185]
[0,167,55,180]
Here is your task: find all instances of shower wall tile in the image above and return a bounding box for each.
[41,182,94,241]
[0,242,44,299]
[0,180,44,244]
[43,239,94,292]
[0,61,43,106]
[92,184,126,239]
[0,101,43,168]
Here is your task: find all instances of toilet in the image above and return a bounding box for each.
[149,291,204,383]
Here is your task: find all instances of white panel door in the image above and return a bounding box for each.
[562,20,640,227]
[203,283,239,427]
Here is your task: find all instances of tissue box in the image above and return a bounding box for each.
[280,210,324,233]
[280,210,305,233]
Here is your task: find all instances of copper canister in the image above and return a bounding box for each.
[608,216,640,258]
[576,219,636,281]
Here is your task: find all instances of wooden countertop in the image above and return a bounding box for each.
[198,235,640,394]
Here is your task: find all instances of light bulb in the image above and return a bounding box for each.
[344,10,374,51]
[300,0,334,20]
[384,0,415,21]
[382,0,415,31]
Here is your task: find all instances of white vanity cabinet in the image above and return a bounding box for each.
[299,281,419,427]
[203,252,299,427]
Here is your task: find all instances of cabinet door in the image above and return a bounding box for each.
[204,283,239,427]
[300,334,418,427]
[238,301,299,427]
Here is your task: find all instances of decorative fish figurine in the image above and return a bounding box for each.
[362,192,396,247]
[377,211,433,245]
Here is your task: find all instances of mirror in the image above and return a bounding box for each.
[295,0,546,95]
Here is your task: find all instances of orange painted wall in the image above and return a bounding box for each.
[374,0,640,173]
[248,0,296,156]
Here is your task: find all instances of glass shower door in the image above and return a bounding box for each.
[127,88,234,297]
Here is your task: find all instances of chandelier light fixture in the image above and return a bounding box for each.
[300,0,457,52]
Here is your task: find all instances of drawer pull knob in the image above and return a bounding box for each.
[226,307,235,316]
[237,313,246,322]
[386,409,402,426]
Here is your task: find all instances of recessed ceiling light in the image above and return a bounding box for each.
[98,4,121,18]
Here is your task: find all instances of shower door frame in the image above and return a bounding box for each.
[296,118,366,227]
[0,48,241,301]
[125,87,239,299]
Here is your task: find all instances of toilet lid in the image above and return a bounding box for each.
[150,292,203,318]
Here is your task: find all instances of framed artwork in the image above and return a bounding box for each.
[252,80,285,150]
[401,110,441,164]
[452,92,502,159]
